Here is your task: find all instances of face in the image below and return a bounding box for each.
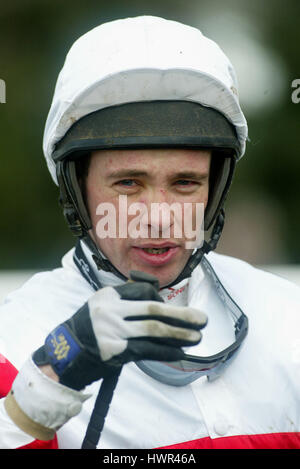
[86,148,211,288]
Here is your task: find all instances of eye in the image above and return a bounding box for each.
[117,179,137,187]
[175,180,199,187]
[113,179,141,192]
[176,180,194,185]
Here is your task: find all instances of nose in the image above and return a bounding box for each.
[136,188,178,239]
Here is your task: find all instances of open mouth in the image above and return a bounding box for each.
[141,247,170,254]
[131,245,179,266]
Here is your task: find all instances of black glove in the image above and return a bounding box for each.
[33,273,207,391]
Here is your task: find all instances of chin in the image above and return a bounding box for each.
[130,265,183,289]
[124,245,190,288]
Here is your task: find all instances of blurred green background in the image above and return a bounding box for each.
[0,0,299,270]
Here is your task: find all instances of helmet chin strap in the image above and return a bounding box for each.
[81,232,128,282]
[167,209,225,287]
[81,209,225,289]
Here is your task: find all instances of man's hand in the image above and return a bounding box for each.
[33,280,207,391]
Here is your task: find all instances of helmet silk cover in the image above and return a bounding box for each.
[43,15,248,184]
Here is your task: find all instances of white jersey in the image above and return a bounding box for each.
[0,245,300,449]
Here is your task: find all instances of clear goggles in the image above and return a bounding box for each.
[136,256,248,386]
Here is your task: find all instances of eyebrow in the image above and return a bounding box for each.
[173,171,209,180]
[106,169,149,179]
[106,169,209,180]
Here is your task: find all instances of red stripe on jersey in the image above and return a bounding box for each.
[0,354,58,449]
[159,432,300,449]
[0,354,18,397]
[18,435,58,449]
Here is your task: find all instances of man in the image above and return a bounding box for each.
[0,16,299,449]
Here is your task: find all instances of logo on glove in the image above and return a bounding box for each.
[45,325,81,374]
[51,333,71,360]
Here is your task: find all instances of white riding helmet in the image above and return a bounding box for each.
[42,15,248,286]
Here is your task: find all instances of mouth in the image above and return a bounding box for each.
[131,243,180,266]
[141,247,170,254]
